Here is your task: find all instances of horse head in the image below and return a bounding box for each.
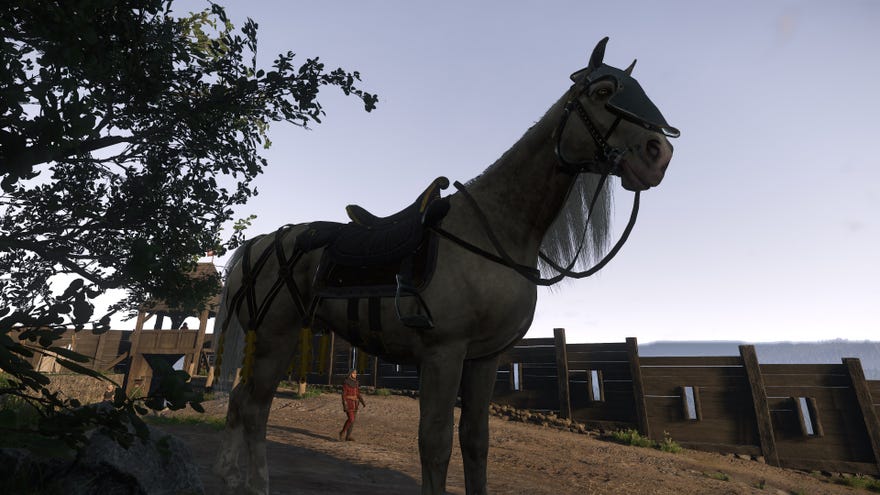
[557,37,678,191]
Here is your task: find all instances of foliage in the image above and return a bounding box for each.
[371,387,392,396]
[0,0,376,457]
[705,471,730,482]
[833,475,880,492]
[609,428,682,454]
[658,431,682,453]
[144,413,226,431]
[610,428,655,448]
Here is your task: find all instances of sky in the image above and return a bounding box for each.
[146,0,880,345]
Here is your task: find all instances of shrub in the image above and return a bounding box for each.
[658,431,682,453]
[611,428,654,448]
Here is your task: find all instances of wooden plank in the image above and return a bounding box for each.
[644,373,748,394]
[566,342,628,353]
[641,365,747,379]
[868,381,880,404]
[844,358,880,473]
[565,350,629,364]
[567,361,631,379]
[626,337,650,438]
[641,356,744,367]
[553,328,571,419]
[779,458,879,476]
[513,337,556,347]
[763,372,852,388]
[740,345,780,467]
[761,363,847,375]
[677,442,761,457]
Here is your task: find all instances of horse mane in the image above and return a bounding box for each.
[466,96,614,281]
[538,173,612,280]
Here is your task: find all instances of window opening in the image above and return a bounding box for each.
[683,386,698,420]
[588,369,604,402]
[511,363,522,391]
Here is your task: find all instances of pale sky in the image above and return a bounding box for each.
[142,0,879,345]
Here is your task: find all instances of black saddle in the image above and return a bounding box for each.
[295,177,451,329]
[327,176,450,266]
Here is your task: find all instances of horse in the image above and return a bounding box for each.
[211,37,678,495]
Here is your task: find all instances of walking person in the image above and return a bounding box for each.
[339,369,366,441]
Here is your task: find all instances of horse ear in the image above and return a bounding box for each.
[624,59,637,76]
[589,37,609,69]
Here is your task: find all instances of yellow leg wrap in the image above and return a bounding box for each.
[240,329,257,384]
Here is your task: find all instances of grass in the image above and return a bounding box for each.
[833,475,880,492]
[144,414,226,430]
[371,388,392,396]
[279,382,324,399]
[610,429,682,454]
[658,431,682,453]
[611,428,655,448]
[705,471,730,482]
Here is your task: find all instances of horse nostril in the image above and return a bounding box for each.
[646,139,662,161]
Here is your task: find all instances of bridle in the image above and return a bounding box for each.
[431,37,678,287]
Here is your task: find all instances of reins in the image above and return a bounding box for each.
[430,77,642,287]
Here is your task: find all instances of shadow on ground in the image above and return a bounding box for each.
[158,423,421,495]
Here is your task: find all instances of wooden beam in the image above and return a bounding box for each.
[372,356,379,389]
[326,332,335,385]
[188,309,210,376]
[843,357,880,473]
[124,309,148,393]
[553,328,571,419]
[93,331,108,369]
[739,345,779,467]
[102,351,130,372]
[626,337,651,438]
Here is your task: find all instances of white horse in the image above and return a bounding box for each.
[212,37,678,494]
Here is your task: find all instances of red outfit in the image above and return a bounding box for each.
[340,375,366,440]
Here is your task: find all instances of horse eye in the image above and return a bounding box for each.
[595,88,611,97]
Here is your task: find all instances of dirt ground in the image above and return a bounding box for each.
[156,388,870,495]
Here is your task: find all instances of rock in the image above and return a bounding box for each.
[0,423,203,495]
[755,456,765,464]
[735,454,752,461]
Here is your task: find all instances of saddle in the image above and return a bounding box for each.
[296,177,451,328]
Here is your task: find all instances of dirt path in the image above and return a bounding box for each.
[157,389,867,494]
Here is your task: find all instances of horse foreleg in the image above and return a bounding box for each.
[458,354,501,495]
[418,349,466,494]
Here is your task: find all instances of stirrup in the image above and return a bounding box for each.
[395,274,434,329]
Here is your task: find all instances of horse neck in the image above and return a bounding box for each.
[465,94,584,254]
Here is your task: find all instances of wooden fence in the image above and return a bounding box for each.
[304,328,880,475]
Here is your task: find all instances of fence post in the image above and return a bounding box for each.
[553,328,572,420]
[626,337,651,438]
[843,357,880,473]
[94,331,109,370]
[739,345,779,467]
[326,332,335,386]
[372,356,379,389]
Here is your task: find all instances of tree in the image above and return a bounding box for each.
[0,0,377,455]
